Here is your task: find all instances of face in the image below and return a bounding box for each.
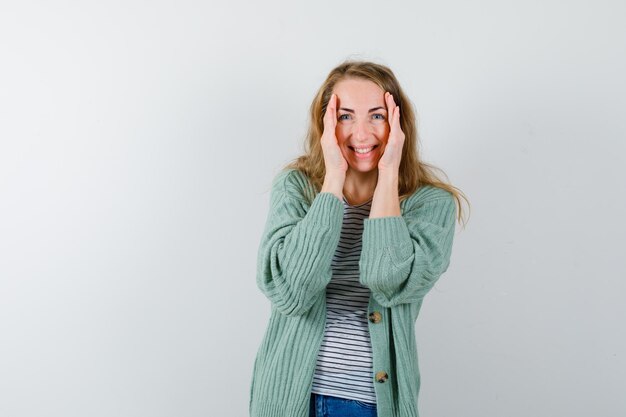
[332,78,390,175]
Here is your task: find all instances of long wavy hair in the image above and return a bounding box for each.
[283,59,470,227]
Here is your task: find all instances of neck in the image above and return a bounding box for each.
[342,169,378,205]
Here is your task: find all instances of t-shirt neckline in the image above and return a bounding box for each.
[342,195,374,208]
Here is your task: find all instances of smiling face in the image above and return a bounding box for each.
[333,78,390,175]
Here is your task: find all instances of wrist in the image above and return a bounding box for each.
[322,172,345,201]
[376,170,399,187]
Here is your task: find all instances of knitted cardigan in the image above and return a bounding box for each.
[249,168,457,417]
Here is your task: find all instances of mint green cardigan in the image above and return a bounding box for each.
[249,168,457,417]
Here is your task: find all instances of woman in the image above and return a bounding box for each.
[249,60,469,417]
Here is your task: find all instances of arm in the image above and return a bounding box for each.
[359,190,457,307]
[256,172,344,317]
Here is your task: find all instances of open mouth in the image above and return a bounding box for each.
[349,145,379,155]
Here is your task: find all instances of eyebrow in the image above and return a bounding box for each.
[338,106,385,113]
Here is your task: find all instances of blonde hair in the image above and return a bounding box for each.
[283,59,470,227]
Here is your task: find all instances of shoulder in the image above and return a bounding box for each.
[270,168,316,204]
[404,185,453,205]
[401,185,456,217]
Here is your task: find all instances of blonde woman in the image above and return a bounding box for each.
[249,60,469,417]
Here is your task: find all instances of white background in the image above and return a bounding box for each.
[1,1,625,416]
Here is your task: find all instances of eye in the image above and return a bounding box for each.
[372,113,385,120]
[338,114,351,120]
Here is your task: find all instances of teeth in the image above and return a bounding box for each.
[354,146,374,154]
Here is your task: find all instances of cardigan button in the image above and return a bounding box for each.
[375,371,389,383]
[368,311,382,324]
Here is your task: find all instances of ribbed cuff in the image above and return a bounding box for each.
[363,216,413,258]
[304,192,344,229]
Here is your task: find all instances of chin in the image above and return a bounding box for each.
[348,163,379,174]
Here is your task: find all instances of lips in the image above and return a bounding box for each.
[348,145,379,159]
[349,145,379,154]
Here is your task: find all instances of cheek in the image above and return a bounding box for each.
[335,125,350,143]
[375,124,390,142]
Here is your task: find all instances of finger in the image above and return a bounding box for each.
[394,106,404,141]
[386,92,396,125]
[392,105,400,131]
[324,94,337,128]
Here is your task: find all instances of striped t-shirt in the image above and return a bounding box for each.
[310,195,376,404]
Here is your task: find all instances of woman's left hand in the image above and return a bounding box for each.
[377,92,405,175]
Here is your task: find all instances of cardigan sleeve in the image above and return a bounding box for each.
[256,173,344,317]
[359,191,457,307]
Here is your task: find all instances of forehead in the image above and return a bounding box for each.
[333,78,385,107]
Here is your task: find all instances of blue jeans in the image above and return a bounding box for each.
[309,393,377,417]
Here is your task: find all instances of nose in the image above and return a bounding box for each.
[352,118,371,141]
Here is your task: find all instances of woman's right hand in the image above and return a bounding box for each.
[321,93,348,176]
